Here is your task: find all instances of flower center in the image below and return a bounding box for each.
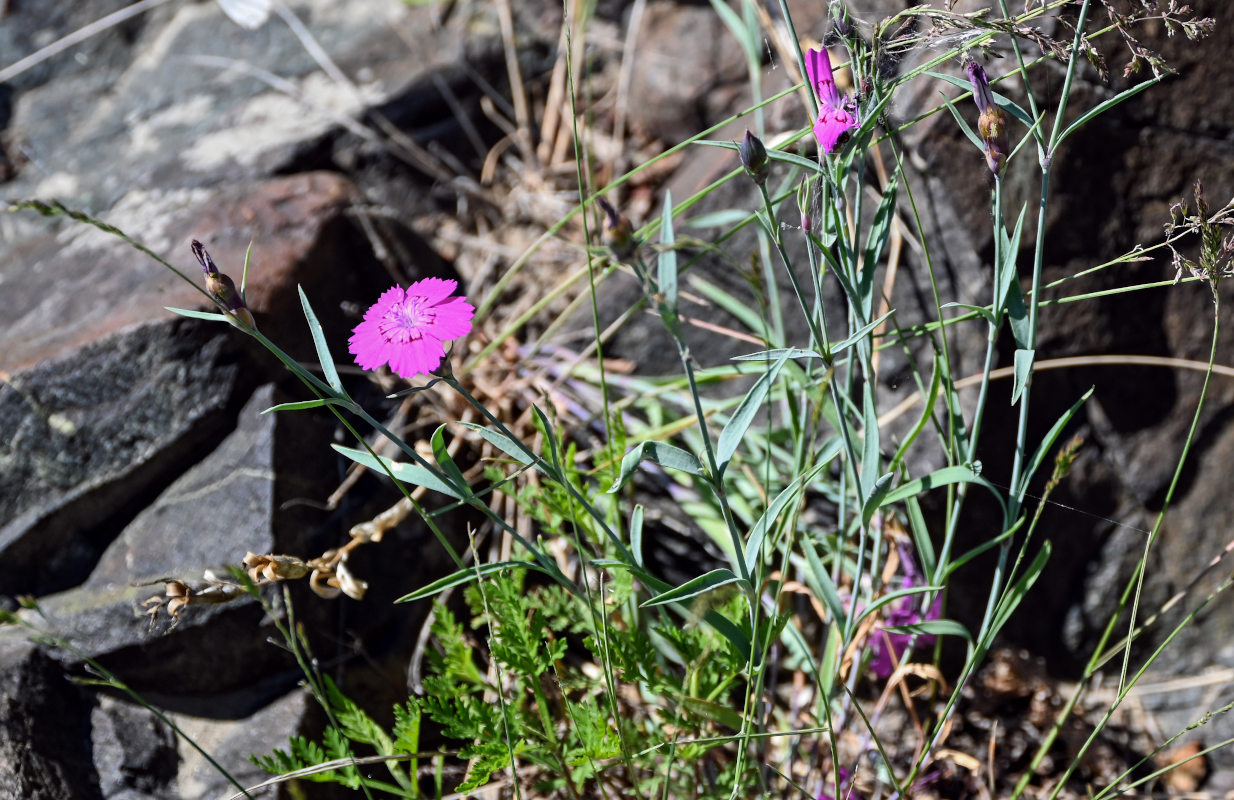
[378,294,436,344]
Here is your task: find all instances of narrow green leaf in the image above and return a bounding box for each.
[609,440,706,493]
[689,275,766,333]
[941,301,996,325]
[780,620,825,687]
[531,404,559,464]
[680,695,746,731]
[332,444,462,500]
[686,208,753,229]
[701,609,751,660]
[892,360,942,469]
[941,517,1024,579]
[905,495,936,580]
[861,472,896,526]
[298,286,343,393]
[630,505,645,568]
[716,350,790,474]
[833,309,895,356]
[769,147,827,174]
[939,90,983,149]
[843,84,897,160]
[853,584,944,627]
[658,191,678,311]
[881,465,1008,520]
[1058,74,1165,145]
[733,347,825,362]
[431,424,468,490]
[995,206,1026,320]
[708,0,758,61]
[164,306,229,322]
[860,388,881,501]
[396,560,546,602]
[1006,277,1030,349]
[1011,348,1034,405]
[990,542,1051,635]
[743,456,835,572]
[1016,387,1093,502]
[860,179,898,319]
[262,399,341,413]
[458,422,536,467]
[885,618,972,641]
[640,568,741,608]
[828,248,863,309]
[801,535,846,627]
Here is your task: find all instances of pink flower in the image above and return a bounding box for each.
[348,278,475,379]
[804,47,858,155]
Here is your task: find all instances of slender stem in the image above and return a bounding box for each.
[760,183,827,352]
[964,176,1005,463]
[980,0,1094,644]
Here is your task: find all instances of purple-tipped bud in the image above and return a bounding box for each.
[796,180,813,234]
[192,240,256,329]
[596,198,636,260]
[966,61,1010,175]
[830,1,852,37]
[966,61,995,115]
[739,130,769,186]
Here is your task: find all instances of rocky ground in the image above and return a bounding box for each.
[2,0,1234,797]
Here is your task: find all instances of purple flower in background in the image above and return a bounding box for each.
[867,546,941,679]
[804,47,858,155]
[818,768,859,800]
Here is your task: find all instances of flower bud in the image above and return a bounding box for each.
[596,198,636,260]
[978,107,1009,174]
[831,1,852,37]
[739,130,769,185]
[796,179,813,233]
[967,61,1010,176]
[192,239,257,329]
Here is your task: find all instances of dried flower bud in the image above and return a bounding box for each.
[243,552,310,584]
[308,568,342,599]
[143,577,245,627]
[597,197,636,261]
[967,61,1010,176]
[334,553,368,600]
[739,130,769,185]
[192,239,257,330]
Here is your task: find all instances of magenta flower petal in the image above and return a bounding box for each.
[805,47,841,108]
[348,278,475,379]
[814,109,858,156]
[803,47,859,155]
[426,297,478,340]
[411,277,460,304]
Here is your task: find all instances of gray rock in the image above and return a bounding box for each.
[91,695,178,799]
[169,687,351,800]
[0,638,102,800]
[0,171,385,603]
[86,383,333,590]
[0,319,249,599]
[26,383,338,713]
